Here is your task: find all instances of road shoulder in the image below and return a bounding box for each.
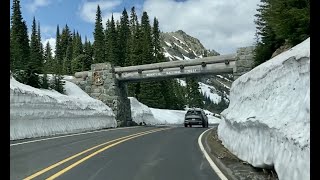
[200,126,278,180]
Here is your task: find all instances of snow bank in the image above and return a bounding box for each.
[150,108,187,124]
[129,97,158,125]
[217,38,310,180]
[151,108,220,125]
[10,78,117,140]
[130,97,220,125]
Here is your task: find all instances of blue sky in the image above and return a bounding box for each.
[10,0,260,54]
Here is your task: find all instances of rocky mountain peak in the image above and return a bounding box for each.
[160,30,219,61]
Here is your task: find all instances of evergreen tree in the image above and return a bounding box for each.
[106,14,118,65]
[37,21,43,64]
[64,40,73,74]
[186,77,204,108]
[50,74,65,93]
[55,25,62,70]
[140,11,154,64]
[60,24,72,74]
[51,25,65,93]
[71,54,84,73]
[30,17,43,73]
[127,7,140,97]
[172,80,187,109]
[152,17,165,63]
[41,73,49,89]
[253,0,309,66]
[93,5,105,63]
[129,6,142,66]
[44,42,54,73]
[83,36,93,70]
[151,17,178,109]
[60,24,71,61]
[10,0,30,71]
[118,8,130,66]
[137,12,166,108]
[72,31,83,59]
[25,17,42,88]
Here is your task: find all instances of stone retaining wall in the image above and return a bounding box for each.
[233,46,255,80]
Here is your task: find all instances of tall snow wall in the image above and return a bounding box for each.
[218,38,310,180]
[10,79,117,140]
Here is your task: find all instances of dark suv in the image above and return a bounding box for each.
[184,108,208,128]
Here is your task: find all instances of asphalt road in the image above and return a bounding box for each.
[10,126,221,180]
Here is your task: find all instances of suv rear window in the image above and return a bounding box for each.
[186,110,201,115]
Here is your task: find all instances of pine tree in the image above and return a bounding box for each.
[60,24,72,74]
[55,25,62,71]
[10,0,30,72]
[44,42,54,73]
[37,21,44,65]
[72,31,83,59]
[51,25,65,93]
[152,17,166,63]
[118,8,130,67]
[30,17,43,73]
[93,5,105,63]
[24,17,43,88]
[172,79,187,109]
[129,6,142,66]
[140,11,154,64]
[41,73,49,89]
[83,36,93,70]
[137,12,166,108]
[186,77,204,108]
[127,6,140,97]
[60,24,71,60]
[253,0,309,66]
[151,17,178,109]
[106,14,118,65]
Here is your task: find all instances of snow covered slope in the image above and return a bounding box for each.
[177,79,228,104]
[217,38,310,180]
[10,78,117,140]
[161,30,219,61]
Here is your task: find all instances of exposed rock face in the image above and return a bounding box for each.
[271,43,292,58]
[160,30,219,61]
[160,30,233,96]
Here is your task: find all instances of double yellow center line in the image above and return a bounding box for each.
[24,128,170,180]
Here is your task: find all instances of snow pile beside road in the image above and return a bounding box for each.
[130,97,220,125]
[150,108,187,124]
[10,78,117,140]
[129,97,157,125]
[217,38,310,180]
[151,108,221,125]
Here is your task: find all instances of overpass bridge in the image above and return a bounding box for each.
[114,53,236,82]
[70,46,254,126]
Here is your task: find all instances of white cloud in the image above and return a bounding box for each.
[41,25,56,38]
[102,13,121,27]
[42,37,56,56]
[143,0,260,54]
[26,0,51,13]
[78,0,122,26]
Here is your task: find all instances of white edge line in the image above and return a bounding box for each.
[198,128,228,180]
[10,126,140,147]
